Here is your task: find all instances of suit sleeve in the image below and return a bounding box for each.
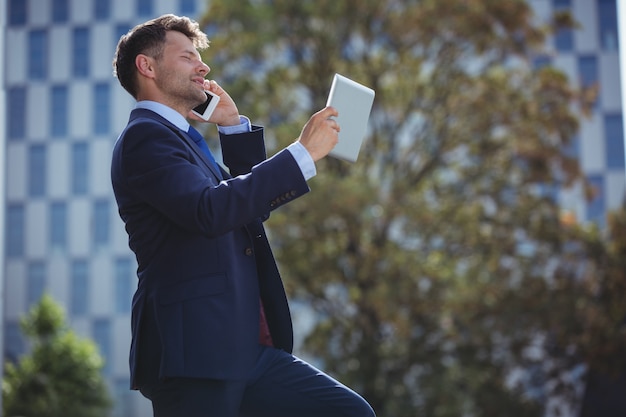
[219,125,267,176]
[115,120,309,237]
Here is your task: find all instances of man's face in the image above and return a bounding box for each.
[153,30,209,109]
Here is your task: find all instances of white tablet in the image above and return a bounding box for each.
[326,74,375,162]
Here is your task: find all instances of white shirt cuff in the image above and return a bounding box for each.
[287,142,316,181]
[217,116,252,135]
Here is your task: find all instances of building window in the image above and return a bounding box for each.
[28,145,47,197]
[7,87,26,140]
[28,29,48,80]
[598,0,618,51]
[578,55,598,88]
[554,29,573,52]
[51,85,69,137]
[532,55,552,70]
[49,201,67,250]
[113,378,133,417]
[115,23,131,43]
[70,260,89,316]
[72,143,89,195]
[115,258,133,314]
[552,0,573,52]
[137,0,153,17]
[4,321,25,363]
[93,83,110,134]
[27,261,46,307]
[578,55,598,107]
[52,0,69,23]
[604,114,625,169]
[8,0,27,25]
[179,0,196,15]
[93,319,112,375]
[73,27,90,78]
[94,0,110,20]
[6,204,25,258]
[562,135,580,159]
[93,200,110,247]
[586,175,605,225]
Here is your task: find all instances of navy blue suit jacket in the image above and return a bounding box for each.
[111,109,310,388]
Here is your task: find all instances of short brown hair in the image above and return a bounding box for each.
[112,14,209,98]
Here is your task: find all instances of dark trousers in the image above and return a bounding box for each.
[139,345,376,417]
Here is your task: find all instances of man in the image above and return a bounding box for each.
[111,14,375,417]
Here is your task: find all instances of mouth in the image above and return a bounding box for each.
[192,78,205,89]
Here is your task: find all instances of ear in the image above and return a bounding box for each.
[135,54,156,79]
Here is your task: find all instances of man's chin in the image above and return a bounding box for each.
[195,90,208,105]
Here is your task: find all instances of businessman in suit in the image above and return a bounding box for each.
[111,14,375,417]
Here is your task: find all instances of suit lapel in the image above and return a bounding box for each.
[129,109,225,181]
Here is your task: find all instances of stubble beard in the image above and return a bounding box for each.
[156,66,206,111]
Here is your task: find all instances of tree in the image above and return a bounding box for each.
[558,207,626,417]
[200,1,613,416]
[2,294,111,417]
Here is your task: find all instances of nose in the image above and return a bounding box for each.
[199,61,210,75]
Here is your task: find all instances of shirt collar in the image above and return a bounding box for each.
[135,101,190,131]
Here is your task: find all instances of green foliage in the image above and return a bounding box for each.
[2,294,111,417]
[201,1,623,416]
[550,208,626,376]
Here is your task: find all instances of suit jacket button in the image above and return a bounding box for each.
[245,248,254,256]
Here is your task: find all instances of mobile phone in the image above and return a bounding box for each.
[192,90,220,121]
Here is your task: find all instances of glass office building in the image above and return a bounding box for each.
[2,0,206,415]
[530,0,625,226]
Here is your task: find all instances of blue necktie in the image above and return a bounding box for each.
[187,126,223,180]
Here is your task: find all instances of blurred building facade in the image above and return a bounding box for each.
[2,0,206,416]
[1,1,624,417]
[530,0,625,227]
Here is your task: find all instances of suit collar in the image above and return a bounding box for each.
[129,108,225,181]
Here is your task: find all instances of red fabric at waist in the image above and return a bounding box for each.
[259,299,274,347]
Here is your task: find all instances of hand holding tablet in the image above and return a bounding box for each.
[326,74,375,162]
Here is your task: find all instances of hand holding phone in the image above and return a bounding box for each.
[192,90,221,121]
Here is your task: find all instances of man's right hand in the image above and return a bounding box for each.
[297,107,340,162]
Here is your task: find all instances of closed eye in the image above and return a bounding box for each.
[182,50,201,61]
